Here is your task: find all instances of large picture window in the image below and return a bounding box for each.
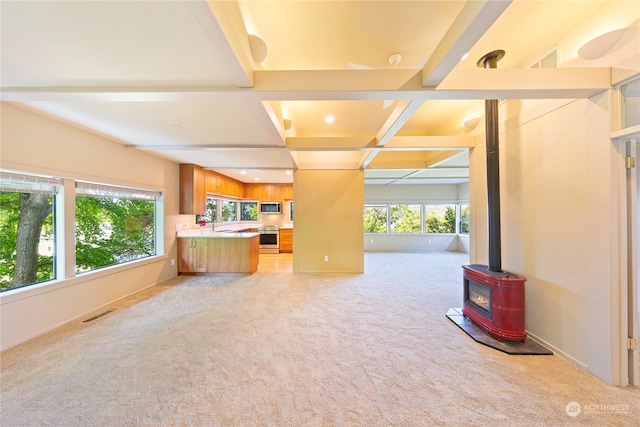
[363,205,387,233]
[364,202,464,234]
[75,182,159,274]
[389,204,421,233]
[0,172,59,291]
[424,204,456,233]
[1,171,163,292]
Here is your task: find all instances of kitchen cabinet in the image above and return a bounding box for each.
[177,234,259,274]
[279,228,293,253]
[179,164,205,214]
[258,184,292,203]
[182,167,292,208]
[282,184,294,200]
[205,170,220,194]
[244,183,260,200]
[177,238,208,273]
[205,170,244,198]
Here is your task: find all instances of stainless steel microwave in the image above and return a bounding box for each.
[259,202,282,214]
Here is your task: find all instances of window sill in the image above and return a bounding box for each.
[0,255,167,304]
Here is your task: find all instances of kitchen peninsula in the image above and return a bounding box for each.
[177,228,259,274]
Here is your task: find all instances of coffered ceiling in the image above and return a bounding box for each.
[0,0,625,184]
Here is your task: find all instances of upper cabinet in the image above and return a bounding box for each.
[205,171,220,195]
[179,164,205,214]
[205,170,244,198]
[282,184,294,201]
[261,184,282,203]
[180,164,293,211]
[244,183,292,203]
[244,183,260,200]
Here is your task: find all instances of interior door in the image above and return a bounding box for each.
[627,139,639,385]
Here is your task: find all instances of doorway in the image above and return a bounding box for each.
[634,141,640,385]
[627,139,640,386]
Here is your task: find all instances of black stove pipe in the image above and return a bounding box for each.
[478,50,505,273]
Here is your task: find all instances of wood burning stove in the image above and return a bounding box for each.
[461,50,527,343]
[463,265,526,342]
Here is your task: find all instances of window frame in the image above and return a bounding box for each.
[389,203,422,234]
[74,181,161,275]
[0,170,164,293]
[363,202,466,235]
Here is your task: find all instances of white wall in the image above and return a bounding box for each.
[0,103,182,350]
[470,94,625,383]
[468,2,639,385]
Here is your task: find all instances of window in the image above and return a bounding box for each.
[363,205,387,233]
[622,76,640,128]
[530,47,558,68]
[459,203,470,234]
[240,201,258,221]
[389,204,421,233]
[221,200,238,222]
[364,202,465,235]
[424,204,456,233]
[1,170,163,291]
[197,198,218,224]
[75,182,159,273]
[0,172,60,291]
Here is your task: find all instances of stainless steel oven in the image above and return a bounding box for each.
[258,226,279,254]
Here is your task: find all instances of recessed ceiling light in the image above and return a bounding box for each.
[240,170,247,175]
[325,115,335,124]
[254,177,260,181]
[285,170,292,175]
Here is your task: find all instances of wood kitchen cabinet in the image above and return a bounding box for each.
[182,166,293,208]
[244,183,260,200]
[179,164,205,214]
[282,184,294,200]
[177,238,208,273]
[205,170,244,198]
[205,170,220,194]
[178,235,259,274]
[279,228,293,253]
[257,184,292,203]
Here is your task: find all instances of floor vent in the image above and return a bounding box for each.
[82,309,115,323]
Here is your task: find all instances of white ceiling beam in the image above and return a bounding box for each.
[421,0,512,87]
[424,151,465,168]
[437,67,612,94]
[248,100,286,146]
[181,0,254,88]
[375,100,423,147]
[386,136,476,149]
[286,137,377,150]
[1,68,612,102]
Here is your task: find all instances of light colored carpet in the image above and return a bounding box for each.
[1,252,638,426]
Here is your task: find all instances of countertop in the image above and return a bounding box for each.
[176,229,259,238]
[177,223,292,237]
